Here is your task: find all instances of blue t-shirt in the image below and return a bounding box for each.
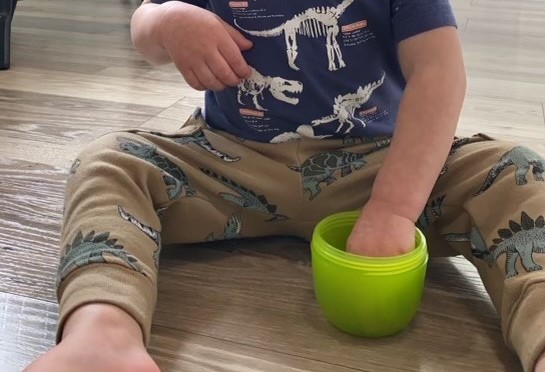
[151,0,457,142]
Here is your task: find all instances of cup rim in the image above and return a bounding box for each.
[311,210,428,273]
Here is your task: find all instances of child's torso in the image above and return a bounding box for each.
[203,0,405,142]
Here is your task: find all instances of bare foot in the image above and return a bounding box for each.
[24,304,159,372]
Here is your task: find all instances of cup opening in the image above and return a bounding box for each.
[312,211,428,272]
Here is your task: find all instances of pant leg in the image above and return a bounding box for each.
[291,134,545,371]
[58,131,170,345]
[430,137,545,372]
[57,113,302,345]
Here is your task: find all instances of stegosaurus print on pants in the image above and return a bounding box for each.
[416,195,446,231]
[118,137,195,200]
[58,230,145,283]
[118,206,161,269]
[475,146,545,196]
[200,168,288,221]
[128,129,241,163]
[172,131,240,163]
[289,149,382,200]
[206,214,243,241]
[444,212,545,278]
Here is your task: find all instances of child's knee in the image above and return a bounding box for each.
[66,132,153,188]
[74,132,139,166]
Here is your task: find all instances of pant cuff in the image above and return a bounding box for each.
[56,264,156,346]
[508,282,545,372]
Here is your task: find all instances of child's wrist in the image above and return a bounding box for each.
[365,194,420,224]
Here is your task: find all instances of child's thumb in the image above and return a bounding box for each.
[223,22,253,50]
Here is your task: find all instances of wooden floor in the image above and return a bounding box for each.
[1,0,544,371]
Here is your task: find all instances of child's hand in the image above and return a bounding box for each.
[347,199,415,257]
[159,4,252,91]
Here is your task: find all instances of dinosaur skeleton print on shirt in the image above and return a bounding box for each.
[150,0,458,142]
[226,0,396,141]
[237,67,303,111]
[235,0,356,72]
[311,73,385,134]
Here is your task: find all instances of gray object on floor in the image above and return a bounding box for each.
[0,0,17,70]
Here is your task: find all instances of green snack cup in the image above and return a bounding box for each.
[311,210,428,337]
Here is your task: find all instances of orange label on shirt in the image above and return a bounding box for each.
[229,1,248,8]
[342,20,368,33]
[359,106,378,115]
[239,108,264,117]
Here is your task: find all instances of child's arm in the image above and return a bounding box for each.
[130,0,252,91]
[348,26,466,256]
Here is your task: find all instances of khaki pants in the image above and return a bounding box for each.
[58,111,545,371]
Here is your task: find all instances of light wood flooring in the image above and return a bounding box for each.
[1,0,545,371]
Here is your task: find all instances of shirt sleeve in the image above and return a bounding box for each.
[150,0,207,7]
[390,0,458,43]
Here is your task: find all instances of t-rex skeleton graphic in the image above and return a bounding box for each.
[311,73,385,134]
[237,67,303,111]
[235,0,355,71]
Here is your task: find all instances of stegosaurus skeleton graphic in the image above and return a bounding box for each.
[444,212,545,278]
[235,0,355,71]
[311,73,385,134]
[237,67,303,111]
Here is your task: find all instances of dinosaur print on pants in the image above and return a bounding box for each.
[200,168,288,221]
[58,230,145,283]
[416,195,445,231]
[206,214,243,241]
[475,146,545,196]
[118,206,162,268]
[118,137,195,200]
[289,150,370,200]
[444,212,545,278]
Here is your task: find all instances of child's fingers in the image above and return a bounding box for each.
[222,21,253,50]
[207,52,242,87]
[219,42,251,79]
[182,68,206,91]
[172,59,205,91]
[196,63,227,91]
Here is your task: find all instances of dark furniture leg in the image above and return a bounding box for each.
[0,0,17,70]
